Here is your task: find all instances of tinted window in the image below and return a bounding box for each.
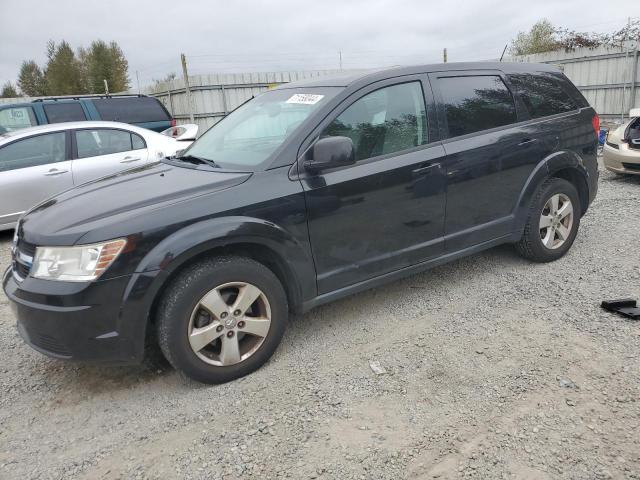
[0,107,37,133]
[507,73,579,119]
[92,97,171,123]
[132,133,146,149]
[76,129,133,158]
[43,103,87,123]
[0,132,66,172]
[438,75,517,137]
[323,82,427,161]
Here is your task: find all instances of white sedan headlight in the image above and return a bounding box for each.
[32,239,127,282]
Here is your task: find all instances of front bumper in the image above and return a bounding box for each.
[3,267,165,365]
[603,143,640,175]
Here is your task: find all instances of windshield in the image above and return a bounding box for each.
[185,87,340,169]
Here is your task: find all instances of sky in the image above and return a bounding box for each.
[0,0,637,90]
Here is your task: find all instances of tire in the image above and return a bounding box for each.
[515,177,581,263]
[156,255,288,384]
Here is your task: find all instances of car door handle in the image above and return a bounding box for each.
[412,163,441,178]
[44,168,69,176]
[120,156,142,164]
[518,138,538,146]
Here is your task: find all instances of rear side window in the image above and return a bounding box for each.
[0,106,37,132]
[323,81,428,161]
[507,74,579,119]
[43,103,87,123]
[75,129,135,159]
[0,132,66,172]
[92,97,171,123]
[438,75,517,137]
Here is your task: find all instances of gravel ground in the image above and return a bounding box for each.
[0,167,639,480]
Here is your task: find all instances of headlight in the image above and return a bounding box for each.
[32,239,127,282]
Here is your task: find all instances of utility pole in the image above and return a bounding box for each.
[181,53,195,123]
[443,48,447,63]
[339,50,343,71]
[103,79,109,95]
[136,70,141,94]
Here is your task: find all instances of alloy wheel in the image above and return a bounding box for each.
[539,193,574,250]
[187,282,272,366]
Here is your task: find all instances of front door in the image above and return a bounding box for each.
[0,131,73,226]
[300,78,447,294]
[71,128,149,185]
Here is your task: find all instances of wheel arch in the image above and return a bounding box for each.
[513,150,592,238]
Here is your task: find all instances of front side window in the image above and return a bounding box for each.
[507,73,578,119]
[323,82,428,161]
[438,75,517,137]
[0,132,66,172]
[186,87,340,169]
[76,129,133,159]
[0,107,37,133]
[43,103,87,123]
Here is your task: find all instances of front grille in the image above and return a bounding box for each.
[622,162,640,171]
[12,238,36,281]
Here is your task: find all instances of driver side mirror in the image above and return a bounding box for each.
[303,136,355,172]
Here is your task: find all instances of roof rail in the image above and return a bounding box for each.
[32,94,148,102]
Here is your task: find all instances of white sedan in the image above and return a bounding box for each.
[0,121,197,231]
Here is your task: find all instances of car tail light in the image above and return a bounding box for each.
[592,114,600,137]
[171,118,177,137]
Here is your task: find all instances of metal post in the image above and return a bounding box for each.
[629,43,639,115]
[443,48,447,63]
[136,70,141,94]
[339,50,343,70]
[167,88,174,116]
[221,85,228,115]
[103,79,109,95]
[181,53,195,123]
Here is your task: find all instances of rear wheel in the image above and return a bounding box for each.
[157,256,288,384]
[515,178,581,262]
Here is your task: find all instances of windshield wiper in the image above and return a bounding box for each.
[173,154,220,168]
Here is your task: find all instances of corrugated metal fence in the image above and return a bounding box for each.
[506,42,639,123]
[147,70,346,131]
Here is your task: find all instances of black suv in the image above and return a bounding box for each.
[3,62,599,383]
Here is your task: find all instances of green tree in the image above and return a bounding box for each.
[510,19,559,55]
[80,40,130,93]
[1,82,19,98]
[44,40,86,95]
[17,60,47,96]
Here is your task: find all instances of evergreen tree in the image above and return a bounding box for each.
[1,82,19,98]
[17,60,47,96]
[44,40,86,95]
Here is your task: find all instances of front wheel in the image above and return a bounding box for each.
[156,256,288,384]
[515,178,581,263]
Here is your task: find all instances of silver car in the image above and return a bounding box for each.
[0,121,196,230]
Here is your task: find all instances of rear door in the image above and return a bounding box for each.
[71,128,149,185]
[91,97,173,132]
[41,101,88,124]
[429,70,543,251]
[0,131,73,225]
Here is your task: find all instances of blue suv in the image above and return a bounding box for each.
[0,94,174,134]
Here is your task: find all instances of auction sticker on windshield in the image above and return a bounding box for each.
[286,94,324,105]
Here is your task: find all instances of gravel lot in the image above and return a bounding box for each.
[1,168,639,480]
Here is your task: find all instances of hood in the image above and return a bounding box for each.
[20,161,251,246]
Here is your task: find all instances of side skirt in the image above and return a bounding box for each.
[301,234,513,313]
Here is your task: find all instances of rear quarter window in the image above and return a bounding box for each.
[507,73,579,119]
[43,102,87,123]
[92,97,171,123]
